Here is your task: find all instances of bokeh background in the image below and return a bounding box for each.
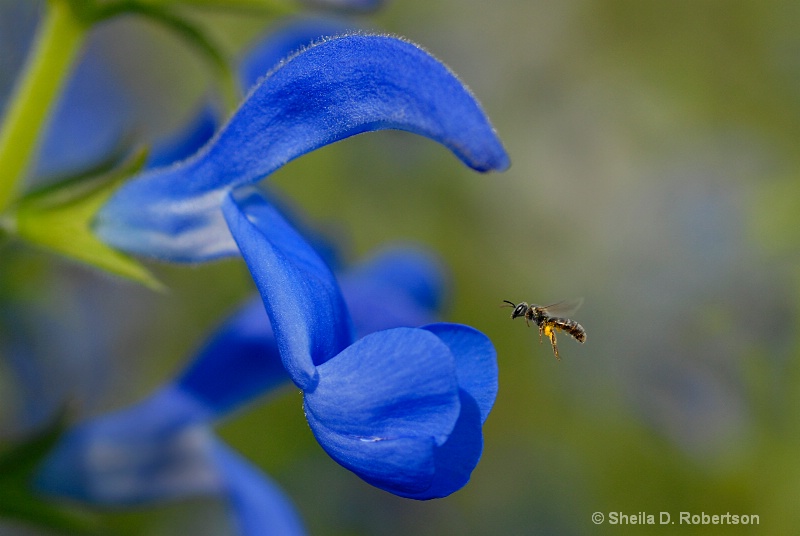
[3,0,800,534]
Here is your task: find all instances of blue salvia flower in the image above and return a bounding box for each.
[4,9,509,533]
[92,32,508,498]
[34,243,450,533]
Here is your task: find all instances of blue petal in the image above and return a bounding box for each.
[211,440,306,536]
[35,387,223,504]
[239,17,357,91]
[95,34,509,261]
[304,328,463,494]
[396,391,484,500]
[222,188,352,390]
[422,323,498,424]
[390,324,497,499]
[305,328,459,443]
[176,296,290,416]
[340,246,446,337]
[305,412,437,494]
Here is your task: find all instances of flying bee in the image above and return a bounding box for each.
[502,298,586,360]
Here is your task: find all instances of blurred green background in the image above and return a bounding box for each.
[3,0,800,534]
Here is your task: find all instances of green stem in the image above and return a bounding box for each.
[0,0,88,214]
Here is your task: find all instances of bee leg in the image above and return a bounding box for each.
[543,325,560,360]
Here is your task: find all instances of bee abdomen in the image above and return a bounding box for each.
[551,318,587,343]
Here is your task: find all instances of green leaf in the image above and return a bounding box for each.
[12,150,164,290]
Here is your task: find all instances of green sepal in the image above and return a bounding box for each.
[12,149,164,290]
[0,411,101,535]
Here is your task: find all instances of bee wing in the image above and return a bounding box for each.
[541,297,583,317]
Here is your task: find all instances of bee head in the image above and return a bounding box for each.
[502,300,529,319]
[512,303,529,319]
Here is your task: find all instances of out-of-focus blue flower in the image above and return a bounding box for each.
[339,245,446,338]
[95,34,510,261]
[35,387,306,536]
[0,0,39,110]
[34,238,452,532]
[224,188,498,498]
[31,44,134,183]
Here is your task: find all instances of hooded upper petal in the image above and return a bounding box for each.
[95,34,510,262]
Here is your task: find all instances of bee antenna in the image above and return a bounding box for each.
[501,300,516,308]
